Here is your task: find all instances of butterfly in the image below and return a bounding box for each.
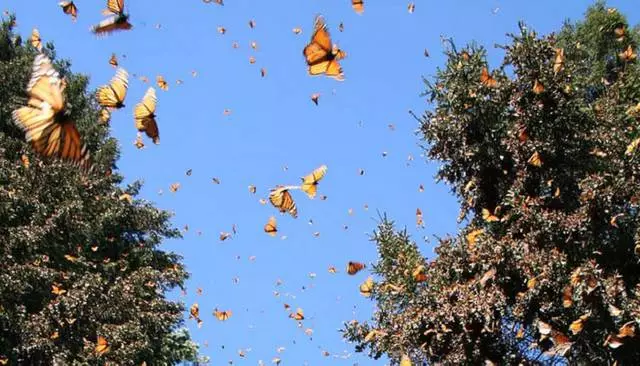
[300,165,327,199]
[156,75,168,91]
[359,277,373,297]
[352,0,364,14]
[303,16,345,80]
[400,354,412,366]
[134,87,160,144]
[51,284,67,296]
[553,48,564,74]
[12,54,91,169]
[109,53,118,67]
[481,208,499,222]
[347,261,365,275]
[264,216,277,237]
[248,19,256,29]
[533,80,545,94]
[215,309,232,321]
[528,151,543,167]
[407,3,415,13]
[92,0,132,35]
[311,93,320,105]
[619,45,637,62]
[289,308,304,321]
[30,28,42,50]
[59,1,78,21]
[95,336,110,355]
[416,208,424,227]
[269,186,299,218]
[480,67,498,88]
[96,68,128,109]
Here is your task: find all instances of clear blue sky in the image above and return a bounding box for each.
[4,0,639,364]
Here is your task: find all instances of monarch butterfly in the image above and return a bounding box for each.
[416,208,424,227]
[407,3,415,13]
[20,154,30,168]
[215,309,232,321]
[95,335,110,355]
[481,208,499,222]
[30,28,42,50]
[528,151,543,167]
[156,75,168,91]
[328,266,338,273]
[311,93,320,105]
[109,53,118,67]
[269,186,299,218]
[553,48,564,74]
[303,16,345,81]
[466,228,484,247]
[12,54,91,170]
[189,303,200,320]
[169,183,180,192]
[292,27,302,35]
[96,68,128,109]
[533,80,545,94]
[51,284,66,296]
[412,265,427,282]
[217,26,226,34]
[264,216,277,237]
[301,164,327,199]
[359,277,373,297]
[289,308,304,321]
[92,0,132,35]
[480,67,498,88]
[248,19,256,29]
[133,133,145,149]
[619,45,637,62]
[134,87,160,144]
[352,0,364,14]
[59,1,78,21]
[347,261,365,275]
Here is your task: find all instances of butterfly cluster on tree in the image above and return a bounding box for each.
[343,3,640,365]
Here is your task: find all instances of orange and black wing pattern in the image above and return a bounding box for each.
[134,87,160,144]
[269,186,298,218]
[303,16,345,81]
[12,54,90,169]
[93,0,132,35]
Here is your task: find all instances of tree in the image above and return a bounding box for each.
[0,16,203,364]
[344,2,640,364]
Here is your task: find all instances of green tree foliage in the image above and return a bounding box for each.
[0,16,202,364]
[344,3,640,364]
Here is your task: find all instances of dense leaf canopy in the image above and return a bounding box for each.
[344,3,640,364]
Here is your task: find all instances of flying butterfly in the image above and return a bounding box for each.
[59,1,78,21]
[156,75,169,91]
[264,216,277,237]
[269,186,299,218]
[347,261,365,275]
[303,15,346,81]
[352,0,364,14]
[30,28,42,50]
[92,0,132,35]
[300,164,327,199]
[289,308,304,321]
[96,68,128,109]
[12,54,91,169]
[134,87,160,144]
[109,53,118,67]
[215,309,232,321]
[359,277,373,297]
